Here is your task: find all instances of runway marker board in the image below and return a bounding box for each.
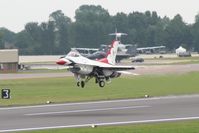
[1,89,11,99]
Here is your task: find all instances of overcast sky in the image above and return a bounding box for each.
[0,0,198,32]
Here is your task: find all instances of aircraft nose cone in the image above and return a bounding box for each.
[56,58,71,65]
[56,59,66,65]
[56,59,65,65]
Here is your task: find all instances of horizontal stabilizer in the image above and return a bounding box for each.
[117,71,140,75]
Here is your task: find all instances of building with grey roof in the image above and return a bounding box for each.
[0,49,18,73]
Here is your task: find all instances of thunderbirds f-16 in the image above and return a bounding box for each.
[56,33,135,88]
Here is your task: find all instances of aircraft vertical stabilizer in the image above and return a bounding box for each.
[98,40,119,65]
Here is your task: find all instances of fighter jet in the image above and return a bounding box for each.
[56,39,135,88]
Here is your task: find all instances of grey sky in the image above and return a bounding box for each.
[0,0,198,32]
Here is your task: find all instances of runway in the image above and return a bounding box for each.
[1,95,199,132]
[0,72,72,80]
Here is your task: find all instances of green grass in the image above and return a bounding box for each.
[1,72,199,106]
[21,120,199,133]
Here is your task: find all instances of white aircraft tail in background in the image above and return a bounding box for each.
[109,29,128,41]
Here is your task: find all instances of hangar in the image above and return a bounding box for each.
[0,49,18,73]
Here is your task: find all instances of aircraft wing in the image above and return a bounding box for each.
[71,48,99,51]
[137,46,165,50]
[101,65,134,70]
[71,60,135,71]
[88,60,135,70]
[63,53,135,71]
[117,71,140,75]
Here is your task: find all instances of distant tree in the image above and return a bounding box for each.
[164,14,192,50]
[144,11,162,46]
[40,22,55,54]
[49,10,72,53]
[191,13,199,52]
[0,28,16,49]
[25,22,43,54]
[3,5,199,54]
[74,5,112,48]
[112,13,128,32]
[15,30,34,54]
[145,25,157,46]
[0,31,3,48]
[151,11,159,25]
[195,13,199,23]
[127,11,162,47]
[128,12,148,47]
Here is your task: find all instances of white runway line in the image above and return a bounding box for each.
[1,116,199,132]
[1,94,199,110]
[25,106,150,116]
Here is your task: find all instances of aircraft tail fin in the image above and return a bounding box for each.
[98,40,119,65]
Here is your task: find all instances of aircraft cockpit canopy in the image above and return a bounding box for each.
[67,50,81,57]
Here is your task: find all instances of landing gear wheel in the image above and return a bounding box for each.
[81,81,85,88]
[77,82,80,87]
[99,80,105,87]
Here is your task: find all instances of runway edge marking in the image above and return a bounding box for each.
[1,116,199,132]
[1,94,199,110]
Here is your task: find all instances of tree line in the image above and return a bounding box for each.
[0,5,199,55]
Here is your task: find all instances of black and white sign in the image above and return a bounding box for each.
[1,89,11,99]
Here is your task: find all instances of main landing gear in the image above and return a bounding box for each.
[77,78,106,88]
[75,73,108,88]
[99,80,105,87]
[95,76,106,88]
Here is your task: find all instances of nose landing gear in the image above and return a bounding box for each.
[76,81,85,88]
[80,81,85,88]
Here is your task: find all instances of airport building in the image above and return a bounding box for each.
[0,49,18,73]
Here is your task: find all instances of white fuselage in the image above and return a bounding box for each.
[64,55,114,76]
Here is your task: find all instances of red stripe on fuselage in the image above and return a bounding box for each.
[106,40,116,56]
[98,58,109,64]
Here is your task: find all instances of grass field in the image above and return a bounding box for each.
[21,120,199,133]
[1,72,199,106]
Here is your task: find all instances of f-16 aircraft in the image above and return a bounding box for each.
[56,39,135,88]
